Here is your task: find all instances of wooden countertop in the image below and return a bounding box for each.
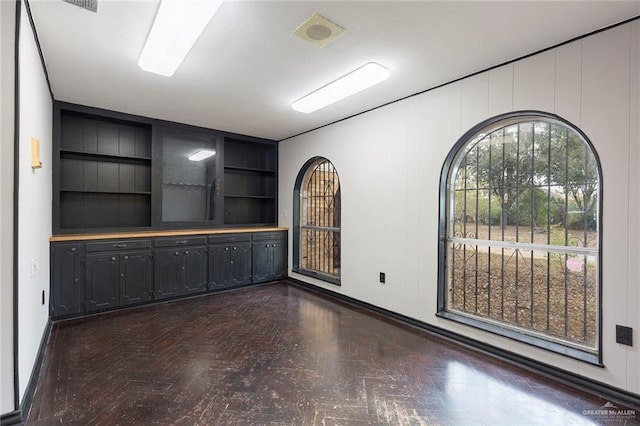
[50,227,288,242]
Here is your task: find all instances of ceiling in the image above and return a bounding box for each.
[29,1,639,141]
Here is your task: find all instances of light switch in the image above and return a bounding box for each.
[30,259,39,278]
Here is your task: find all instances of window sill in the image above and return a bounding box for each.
[292,268,341,286]
[436,310,602,367]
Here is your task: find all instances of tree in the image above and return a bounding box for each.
[453,120,598,233]
[475,123,542,228]
[544,126,599,229]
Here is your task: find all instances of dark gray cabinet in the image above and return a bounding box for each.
[85,253,120,312]
[120,251,153,306]
[154,248,182,299]
[50,230,286,319]
[208,234,252,290]
[183,247,208,294]
[50,242,83,317]
[252,232,287,283]
[84,240,153,312]
[153,237,207,299]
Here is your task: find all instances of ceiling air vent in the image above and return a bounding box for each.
[62,0,98,13]
[293,13,344,48]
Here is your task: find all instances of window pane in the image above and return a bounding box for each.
[443,115,600,357]
[301,228,341,277]
[161,133,218,222]
[297,158,341,281]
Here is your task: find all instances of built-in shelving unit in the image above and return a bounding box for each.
[53,102,279,234]
[57,110,152,230]
[51,104,286,324]
[223,138,277,225]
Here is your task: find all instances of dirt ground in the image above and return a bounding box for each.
[448,245,597,348]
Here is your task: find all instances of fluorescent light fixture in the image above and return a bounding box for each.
[291,62,390,113]
[188,149,216,161]
[138,0,223,77]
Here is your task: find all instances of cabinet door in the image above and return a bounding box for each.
[154,248,182,299]
[120,251,153,306]
[208,245,230,289]
[271,239,287,279]
[252,242,271,283]
[230,243,252,286]
[85,253,119,312]
[183,246,208,294]
[51,243,83,317]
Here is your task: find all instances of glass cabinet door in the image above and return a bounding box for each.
[160,129,221,224]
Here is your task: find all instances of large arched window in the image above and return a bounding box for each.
[293,157,341,285]
[438,112,602,364]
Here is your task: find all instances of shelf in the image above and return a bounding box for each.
[61,148,151,161]
[223,196,276,225]
[224,165,275,174]
[224,195,275,199]
[224,138,276,171]
[60,191,151,229]
[163,182,212,188]
[61,189,151,195]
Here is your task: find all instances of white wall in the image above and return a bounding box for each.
[17,0,52,401]
[279,21,640,394]
[0,0,16,415]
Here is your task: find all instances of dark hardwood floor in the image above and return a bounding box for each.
[27,282,637,425]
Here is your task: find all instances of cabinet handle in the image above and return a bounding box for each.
[175,252,179,256]
[114,244,127,249]
[111,257,116,261]
[185,251,189,255]
[225,247,229,252]
[71,247,76,252]
[265,244,269,248]
[123,255,129,260]
[176,240,188,245]
[233,247,237,251]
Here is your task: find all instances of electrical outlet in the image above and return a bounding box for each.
[616,325,633,346]
[379,272,385,283]
[30,259,38,278]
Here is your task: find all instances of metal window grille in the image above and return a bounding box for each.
[300,159,341,279]
[446,118,600,352]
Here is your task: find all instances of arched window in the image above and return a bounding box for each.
[293,157,341,285]
[438,112,601,364]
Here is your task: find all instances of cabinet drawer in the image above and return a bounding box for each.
[252,231,286,241]
[154,236,206,248]
[85,239,152,252]
[208,234,251,244]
